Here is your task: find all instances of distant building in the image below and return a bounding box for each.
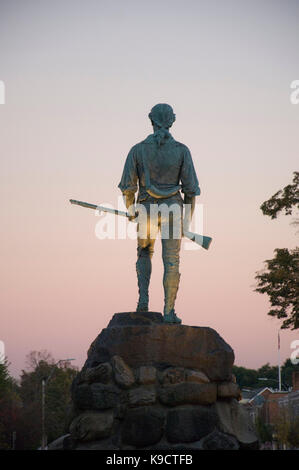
[276,371,299,420]
[240,371,299,426]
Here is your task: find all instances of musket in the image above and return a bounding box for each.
[69,199,212,250]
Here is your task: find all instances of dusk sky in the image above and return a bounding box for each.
[0,0,298,378]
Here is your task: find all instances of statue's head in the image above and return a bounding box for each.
[148,103,176,131]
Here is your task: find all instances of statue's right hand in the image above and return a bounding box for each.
[128,211,138,222]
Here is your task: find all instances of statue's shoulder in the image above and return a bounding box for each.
[140,134,155,145]
[172,140,190,155]
[128,136,153,153]
[173,140,189,150]
[127,142,143,156]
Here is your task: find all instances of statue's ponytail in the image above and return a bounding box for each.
[153,127,172,146]
[148,103,176,146]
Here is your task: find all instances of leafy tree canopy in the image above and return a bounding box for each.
[0,359,21,450]
[233,359,299,389]
[260,171,299,219]
[255,247,298,330]
[19,350,78,449]
[256,172,299,330]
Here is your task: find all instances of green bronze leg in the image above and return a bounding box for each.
[162,237,182,324]
[136,244,154,312]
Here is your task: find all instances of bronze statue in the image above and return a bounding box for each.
[118,104,201,324]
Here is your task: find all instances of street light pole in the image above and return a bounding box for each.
[41,378,46,449]
[41,358,75,450]
[278,330,282,392]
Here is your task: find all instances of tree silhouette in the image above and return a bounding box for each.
[255,173,299,330]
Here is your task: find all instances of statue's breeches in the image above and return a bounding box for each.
[136,199,183,313]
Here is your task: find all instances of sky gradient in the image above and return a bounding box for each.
[0,0,298,378]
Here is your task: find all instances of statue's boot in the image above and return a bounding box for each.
[163,272,181,324]
[164,310,181,324]
[136,246,152,312]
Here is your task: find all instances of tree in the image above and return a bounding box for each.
[232,365,259,388]
[233,360,299,389]
[282,359,299,388]
[0,358,13,395]
[25,350,55,371]
[255,173,299,330]
[273,407,291,449]
[257,363,279,384]
[0,359,21,449]
[18,351,78,449]
[288,419,299,448]
[255,416,272,443]
[260,171,299,219]
[255,248,298,329]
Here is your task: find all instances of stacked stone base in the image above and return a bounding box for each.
[64,313,258,450]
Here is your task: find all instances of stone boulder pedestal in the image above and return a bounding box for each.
[65,312,258,450]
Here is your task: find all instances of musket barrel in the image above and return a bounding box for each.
[69,199,128,217]
[69,199,98,210]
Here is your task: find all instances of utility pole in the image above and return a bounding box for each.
[278,330,282,392]
[41,378,46,450]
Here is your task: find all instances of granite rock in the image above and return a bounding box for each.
[217,382,241,400]
[185,370,210,384]
[128,386,156,407]
[91,383,121,410]
[214,399,258,447]
[72,383,93,410]
[82,363,112,384]
[165,406,218,443]
[159,382,217,406]
[63,312,258,450]
[85,313,234,382]
[137,366,157,385]
[161,367,185,385]
[111,355,135,389]
[70,411,114,442]
[199,430,239,450]
[122,407,165,447]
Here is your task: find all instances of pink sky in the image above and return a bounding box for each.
[0,1,298,378]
